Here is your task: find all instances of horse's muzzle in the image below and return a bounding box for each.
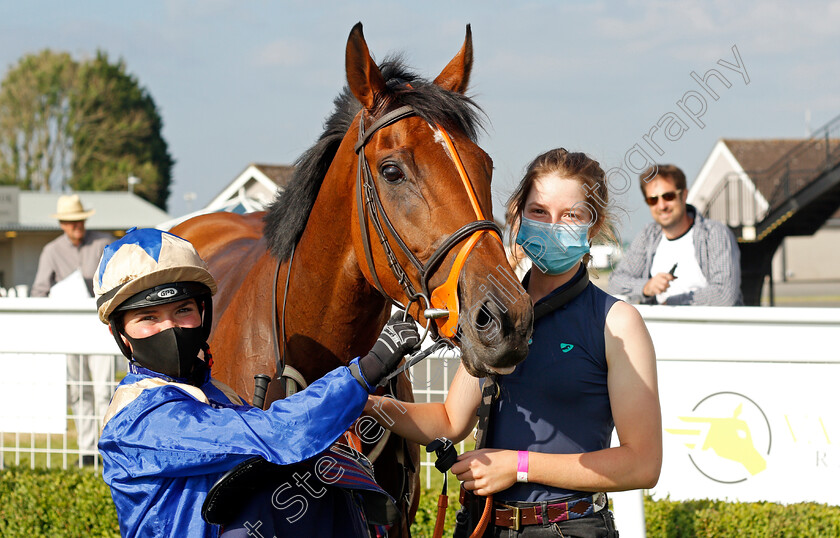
[458,294,533,377]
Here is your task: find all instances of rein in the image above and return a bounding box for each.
[270,243,295,401]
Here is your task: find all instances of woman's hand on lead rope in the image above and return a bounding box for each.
[451,448,517,496]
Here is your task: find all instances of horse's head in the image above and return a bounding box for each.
[341,23,533,376]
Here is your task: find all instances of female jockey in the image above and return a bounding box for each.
[95,227,418,537]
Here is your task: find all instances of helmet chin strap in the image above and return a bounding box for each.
[110,318,133,361]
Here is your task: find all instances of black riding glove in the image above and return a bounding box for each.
[352,312,421,390]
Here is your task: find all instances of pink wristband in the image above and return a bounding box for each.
[516,450,529,483]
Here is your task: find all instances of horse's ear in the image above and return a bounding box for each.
[346,22,386,110]
[433,24,473,94]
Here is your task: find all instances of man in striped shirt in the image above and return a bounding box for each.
[608,164,742,305]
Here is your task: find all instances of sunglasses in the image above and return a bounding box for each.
[645,189,682,206]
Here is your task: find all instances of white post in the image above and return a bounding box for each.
[609,429,647,537]
[610,489,646,537]
[127,175,141,193]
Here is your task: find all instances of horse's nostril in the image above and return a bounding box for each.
[470,299,504,344]
[474,303,492,329]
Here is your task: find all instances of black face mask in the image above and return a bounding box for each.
[124,326,207,380]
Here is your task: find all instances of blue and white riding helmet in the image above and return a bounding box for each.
[94,228,218,357]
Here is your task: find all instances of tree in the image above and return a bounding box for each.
[0,50,76,191]
[0,49,173,209]
[70,51,173,209]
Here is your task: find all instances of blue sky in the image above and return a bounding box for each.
[1,1,838,241]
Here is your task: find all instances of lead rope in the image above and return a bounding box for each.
[435,493,448,538]
[426,437,458,538]
[469,376,498,537]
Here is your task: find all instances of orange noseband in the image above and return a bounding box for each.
[429,126,501,338]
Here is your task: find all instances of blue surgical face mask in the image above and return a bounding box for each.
[516,217,590,275]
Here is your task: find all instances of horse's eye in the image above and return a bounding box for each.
[380,164,406,184]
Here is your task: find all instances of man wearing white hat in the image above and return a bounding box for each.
[31,194,111,297]
[31,193,113,465]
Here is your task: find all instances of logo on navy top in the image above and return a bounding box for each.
[560,343,574,353]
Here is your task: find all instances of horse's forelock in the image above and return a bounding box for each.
[263,55,484,261]
[379,57,484,141]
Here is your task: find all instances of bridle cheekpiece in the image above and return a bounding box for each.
[353,105,502,341]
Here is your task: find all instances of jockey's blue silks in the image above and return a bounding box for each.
[516,217,591,275]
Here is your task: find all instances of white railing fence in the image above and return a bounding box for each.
[0,297,125,471]
[0,352,122,471]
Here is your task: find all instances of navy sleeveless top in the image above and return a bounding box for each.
[487,264,620,502]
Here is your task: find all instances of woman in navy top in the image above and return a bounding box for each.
[369,148,662,537]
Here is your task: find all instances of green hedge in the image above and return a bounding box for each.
[0,467,119,537]
[413,491,840,538]
[645,497,840,538]
[2,468,838,537]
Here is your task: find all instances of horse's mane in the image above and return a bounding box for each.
[263,55,485,261]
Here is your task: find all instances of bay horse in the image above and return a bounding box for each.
[172,23,533,536]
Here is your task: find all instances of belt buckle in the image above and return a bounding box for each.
[509,506,521,531]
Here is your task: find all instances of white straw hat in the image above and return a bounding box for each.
[51,194,95,221]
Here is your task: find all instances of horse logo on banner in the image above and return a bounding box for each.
[666,391,771,483]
